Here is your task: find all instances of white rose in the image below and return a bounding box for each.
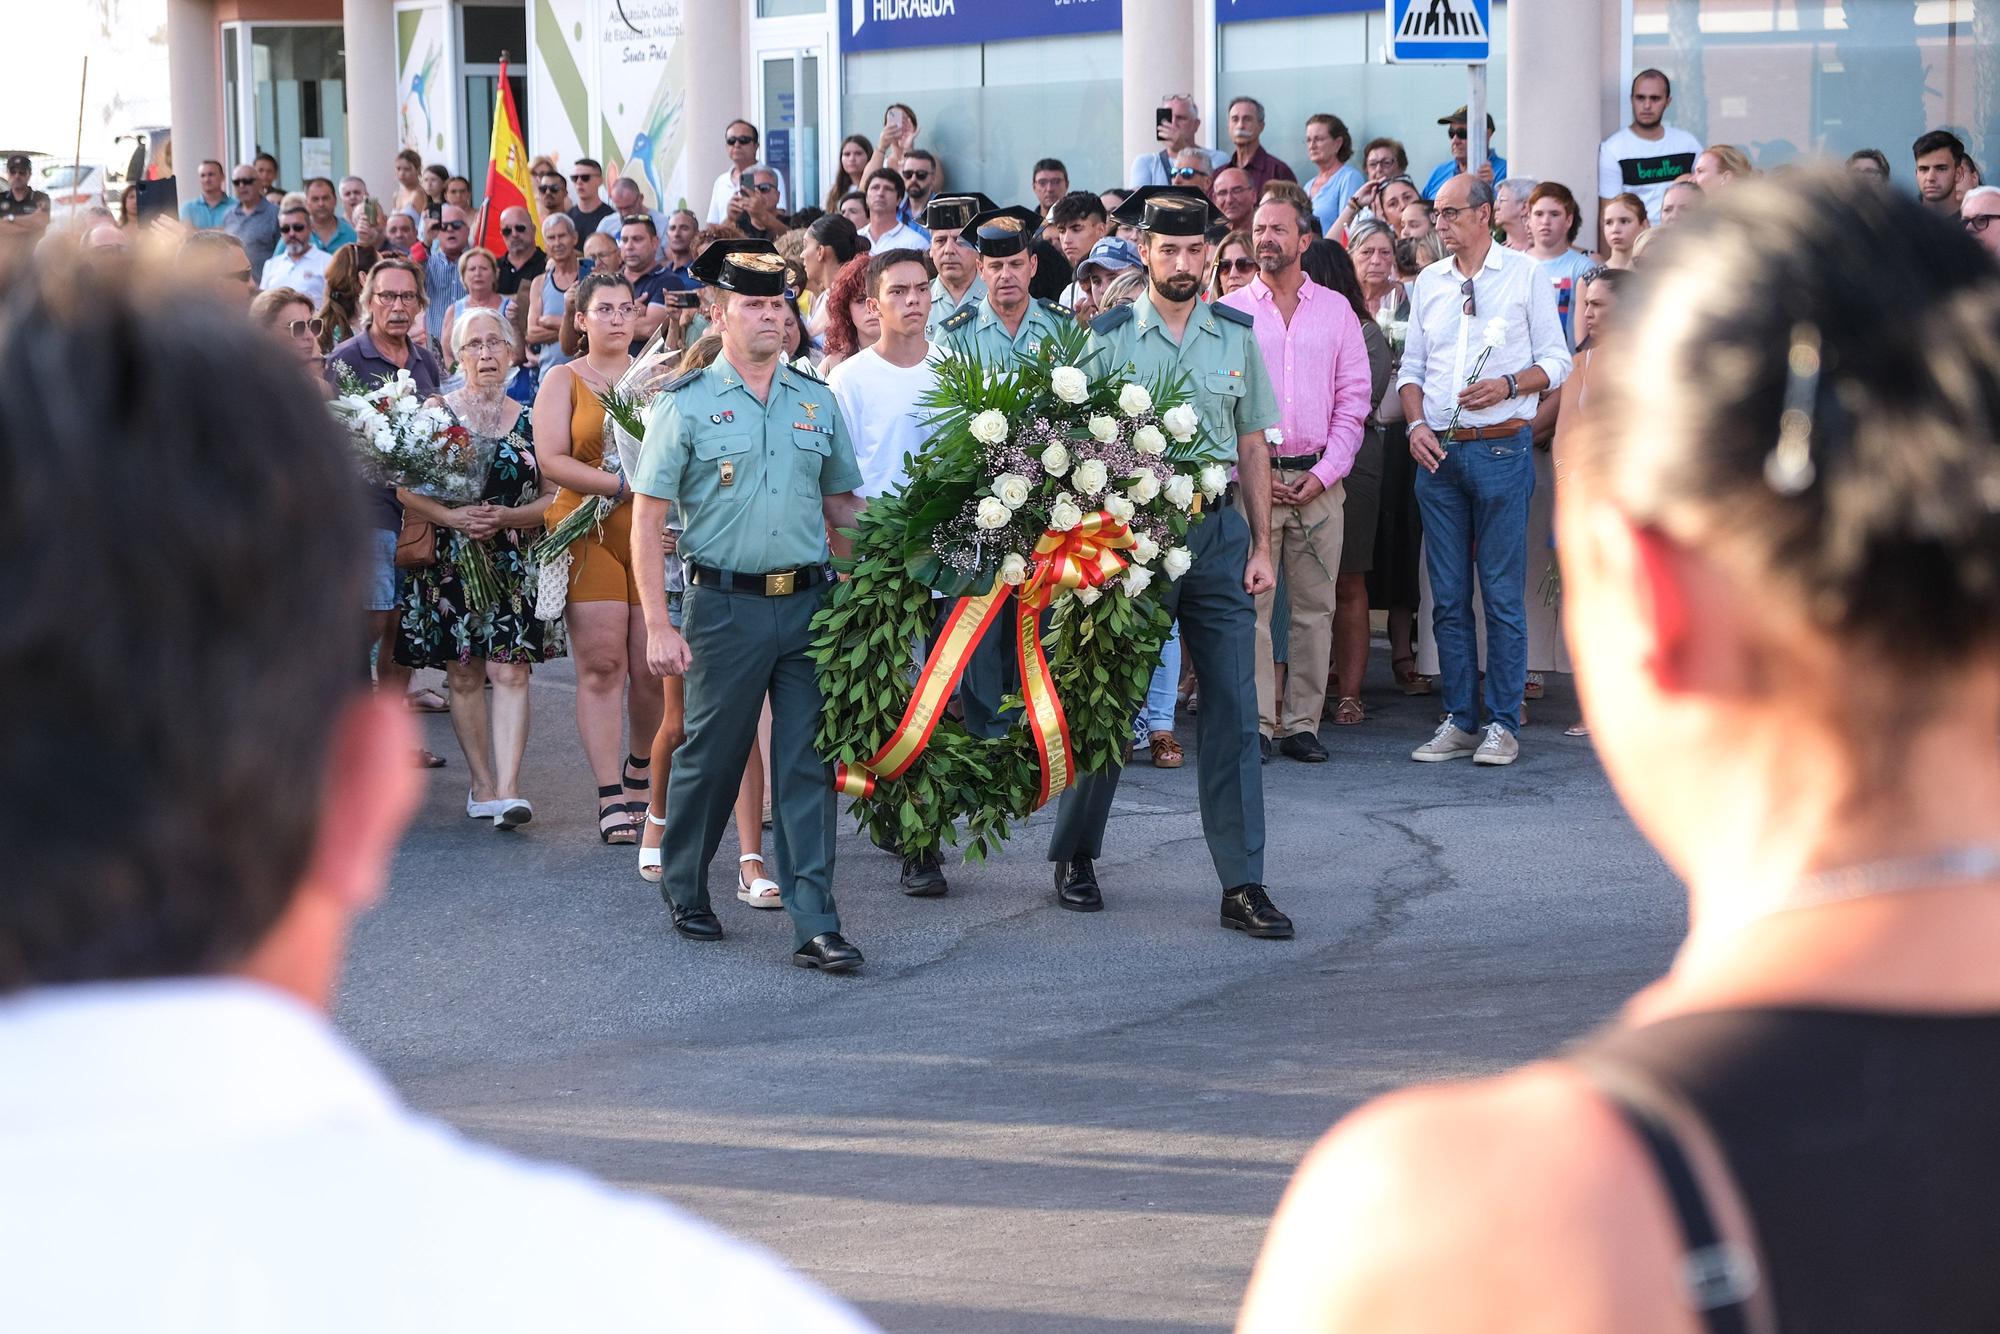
[1481,316,1509,350]
[1199,463,1230,499]
[1163,546,1193,580]
[999,553,1030,586]
[969,409,1010,444]
[1132,424,1167,456]
[1074,584,1103,607]
[1130,531,1160,565]
[1049,498,1084,532]
[1040,442,1072,476]
[1087,414,1118,443]
[1163,474,1196,511]
[1266,426,1286,449]
[975,496,1013,530]
[1125,470,1161,505]
[993,472,1033,510]
[1118,382,1153,417]
[1121,564,1155,598]
[1103,494,1135,524]
[1070,458,1109,496]
[1050,365,1090,404]
[1161,403,1200,442]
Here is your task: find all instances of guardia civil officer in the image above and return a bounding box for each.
[935,204,1078,745]
[923,193,993,343]
[1045,186,1295,939]
[631,240,869,972]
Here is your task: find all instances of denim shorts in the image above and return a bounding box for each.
[667,591,684,629]
[366,527,400,612]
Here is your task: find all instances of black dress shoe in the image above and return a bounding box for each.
[670,904,723,940]
[900,849,949,897]
[1055,856,1103,912]
[793,932,864,972]
[1280,731,1329,763]
[1259,735,1276,763]
[1220,883,1294,939]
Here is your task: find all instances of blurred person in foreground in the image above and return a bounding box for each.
[0,253,877,1332]
[1240,171,2000,1333]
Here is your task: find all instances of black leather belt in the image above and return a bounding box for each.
[1269,453,1324,471]
[687,562,830,596]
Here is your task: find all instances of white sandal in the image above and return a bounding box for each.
[736,853,782,909]
[638,812,667,883]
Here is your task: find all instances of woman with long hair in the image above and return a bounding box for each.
[824,134,874,212]
[315,242,379,353]
[1694,142,1755,192]
[390,148,426,215]
[1600,192,1649,269]
[799,213,865,341]
[1208,230,1257,301]
[818,254,877,373]
[1347,219,1424,695]
[531,271,663,845]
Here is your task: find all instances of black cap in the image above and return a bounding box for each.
[1111,185,1212,237]
[964,205,1041,258]
[688,239,789,296]
[1438,105,1498,133]
[4,154,29,174]
[924,192,996,233]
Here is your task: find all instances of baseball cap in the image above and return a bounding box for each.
[5,154,30,174]
[1438,106,1498,133]
[1075,236,1142,279]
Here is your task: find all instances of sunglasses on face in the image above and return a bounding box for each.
[233,177,258,186]
[1169,167,1206,182]
[286,317,326,338]
[745,181,777,193]
[1218,257,1257,275]
[279,222,308,235]
[1449,127,1469,140]
[501,223,530,236]
[725,135,756,147]
[569,171,597,183]
[438,220,467,231]
[902,169,931,182]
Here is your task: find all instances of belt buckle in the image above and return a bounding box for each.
[764,570,795,596]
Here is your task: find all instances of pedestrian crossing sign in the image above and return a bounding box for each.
[1387,0,1491,63]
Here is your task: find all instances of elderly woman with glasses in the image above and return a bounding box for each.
[395,307,562,829]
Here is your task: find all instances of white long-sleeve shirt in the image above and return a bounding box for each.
[1396,243,1572,431]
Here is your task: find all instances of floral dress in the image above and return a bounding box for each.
[395,406,569,668]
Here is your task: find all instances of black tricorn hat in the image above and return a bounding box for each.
[964,205,1042,257]
[688,239,788,296]
[1110,185,1213,237]
[924,193,997,233]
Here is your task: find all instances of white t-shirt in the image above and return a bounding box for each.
[826,343,943,498]
[705,163,789,225]
[1597,125,1703,222]
[260,245,332,303]
[860,219,930,256]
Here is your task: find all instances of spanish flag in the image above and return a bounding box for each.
[476,56,539,255]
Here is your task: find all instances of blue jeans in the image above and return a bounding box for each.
[1415,425,1535,734]
[1135,620,1181,737]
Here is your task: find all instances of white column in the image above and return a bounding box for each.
[1507,0,1608,236]
[345,0,399,193]
[1122,0,1199,183]
[166,0,220,176]
[685,1,747,206]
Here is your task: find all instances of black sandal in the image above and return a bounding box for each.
[597,784,639,845]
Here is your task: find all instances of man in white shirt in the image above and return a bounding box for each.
[1398,175,1571,768]
[0,260,875,1334]
[260,201,332,302]
[857,167,928,254]
[1597,68,1702,224]
[1128,93,1231,189]
[705,119,788,223]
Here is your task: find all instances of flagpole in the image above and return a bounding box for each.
[476,52,508,252]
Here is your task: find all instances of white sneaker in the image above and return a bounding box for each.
[466,790,507,820]
[737,852,783,909]
[1411,720,1480,762]
[1472,722,1520,766]
[493,798,532,829]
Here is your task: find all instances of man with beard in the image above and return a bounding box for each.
[1045,186,1293,940]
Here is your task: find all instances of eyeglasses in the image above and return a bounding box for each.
[233,177,258,186]
[438,220,467,231]
[1433,205,1478,225]
[1169,167,1207,182]
[373,290,421,305]
[902,169,932,182]
[1460,277,1477,317]
[1966,214,2000,234]
[1448,127,1468,141]
[279,222,308,235]
[725,135,756,147]
[501,223,530,237]
[459,337,510,355]
[588,302,638,319]
[1218,257,1258,274]
[286,317,326,338]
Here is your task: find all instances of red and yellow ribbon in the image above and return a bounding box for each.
[835,510,1136,809]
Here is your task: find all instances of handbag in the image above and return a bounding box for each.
[394,511,437,568]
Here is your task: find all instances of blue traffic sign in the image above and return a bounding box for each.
[1386,0,1491,63]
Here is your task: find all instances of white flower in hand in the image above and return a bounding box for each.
[1040,442,1072,477]
[1161,403,1199,443]
[1481,316,1508,350]
[1266,426,1286,448]
[1074,584,1103,606]
[1130,531,1160,564]
[1163,474,1196,511]
[1163,546,1193,580]
[1125,469,1161,505]
[999,553,1030,586]
[1048,496,1085,532]
[1050,365,1090,404]
[1103,494,1135,524]
[1070,458,1109,496]
[1132,424,1167,456]
[993,472,1033,510]
[1198,463,1230,499]
[970,408,1011,444]
[1087,414,1119,443]
[1121,564,1155,598]
[975,496,1013,529]
[1117,382,1153,417]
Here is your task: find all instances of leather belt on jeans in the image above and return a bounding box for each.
[1442,419,1532,442]
[687,562,830,596]
[1269,452,1324,471]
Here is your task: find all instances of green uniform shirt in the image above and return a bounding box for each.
[1085,291,1280,464]
[925,273,986,343]
[939,296,1073,368]
[635,353,864,572]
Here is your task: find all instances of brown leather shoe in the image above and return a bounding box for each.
[1148,731,1184,768]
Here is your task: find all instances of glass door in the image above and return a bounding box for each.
[758,48,822,214]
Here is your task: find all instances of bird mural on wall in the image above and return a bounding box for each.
[623,77,683,208]
[403,44,441,146]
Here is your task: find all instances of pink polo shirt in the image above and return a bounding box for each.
[1219,274,1371,490]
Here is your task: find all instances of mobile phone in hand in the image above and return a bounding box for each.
[664,290,700,309]
[1156,107,1173,142]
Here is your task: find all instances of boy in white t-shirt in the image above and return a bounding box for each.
[826,247,942,498]
[1597,68,1703,224]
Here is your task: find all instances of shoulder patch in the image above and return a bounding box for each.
[660,367,704,394]
[1089,305,1135,335]
[940,304,979,332]
[1211,302,1256,328]
[1038,298,1072,318]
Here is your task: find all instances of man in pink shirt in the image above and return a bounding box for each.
[1221,196,1371,762]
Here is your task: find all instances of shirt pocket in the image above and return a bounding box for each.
[1205,371,1247,399]
[691,431,754,499]
[790,428,832,498]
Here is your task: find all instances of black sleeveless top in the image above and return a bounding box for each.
[1575,1008,2000,1333]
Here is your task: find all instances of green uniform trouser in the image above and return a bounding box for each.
[952,604,1019,741]
[1046,502,1267,889]
[663,581,842,947]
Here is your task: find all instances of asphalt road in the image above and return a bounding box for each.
[339,654,1682,1333]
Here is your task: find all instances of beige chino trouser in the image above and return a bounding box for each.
[1254,465,1344,738]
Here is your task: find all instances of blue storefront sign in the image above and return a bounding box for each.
[1217,0,1376,21]
[844,0,1120,52]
